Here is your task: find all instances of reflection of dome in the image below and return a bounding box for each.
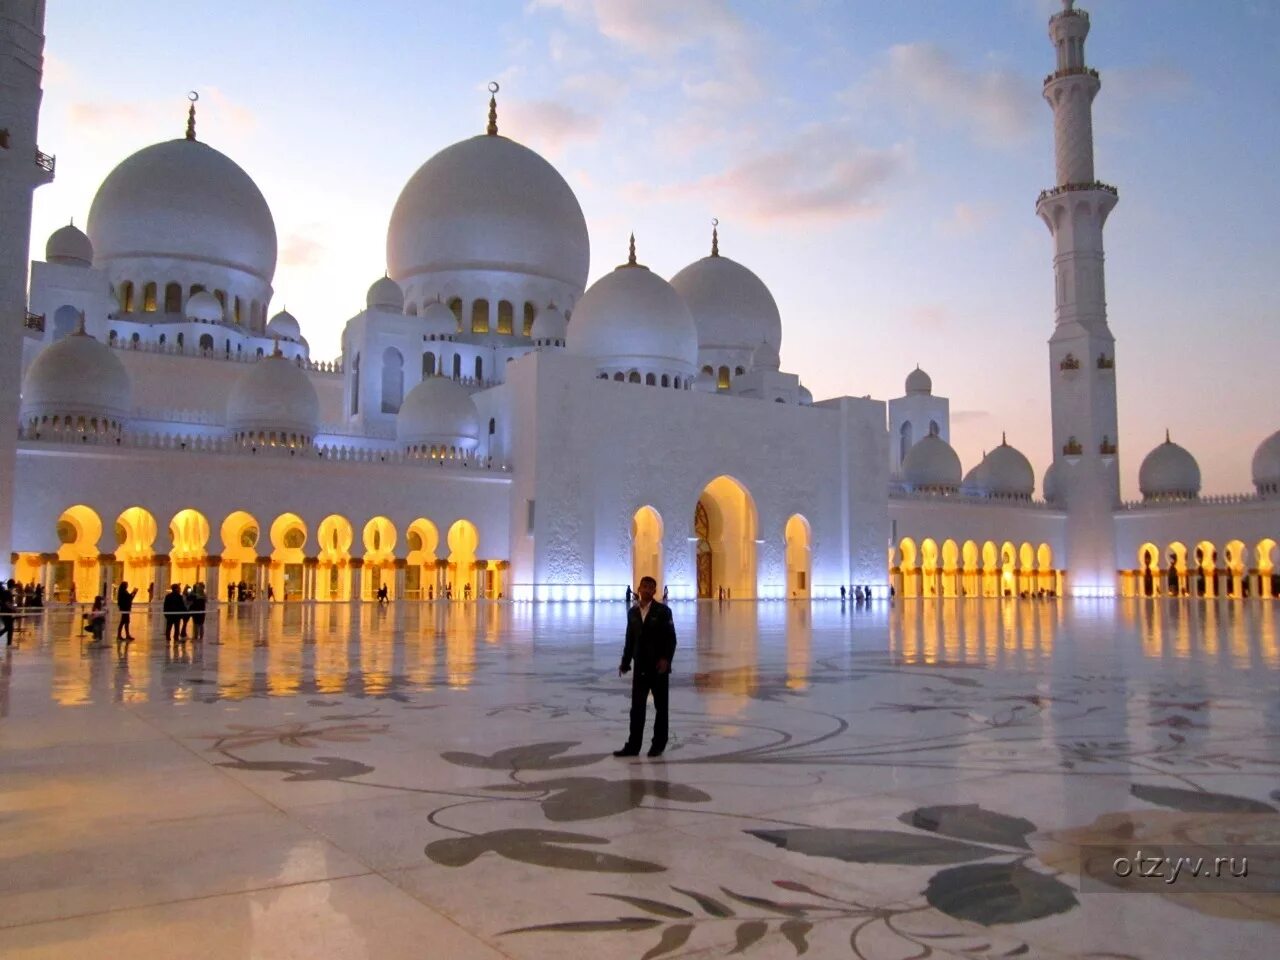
[420,299,457,338]
[387,134,588,292]
[753,338,780,372]
[367,275,404,312]
[184,291,223,323]
[902,434,961,492]
[905,365,932,396]
[568,242,698,379]
[87,139,277,282]
[22,328,133,430]
[266,309,300,341]
[1138,432,1200,501]
[397,376,481,455]
[669,252,782,355]
[984,437,1035,500]
[1253,429,1280,497]
[1042,461,1061,504]
[530,303,567,344]
[46,223,93,266]
[226,350,320,444]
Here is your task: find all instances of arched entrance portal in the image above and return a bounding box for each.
[56,505,103,601]
[362,516,397,600]
[221,511,260,598]
[406,518,440,599]
[631,506,664,593]
[169,508,210,590]
[317,514,353,601]
[447,519,479,600]
[270,513,308,600]
[693,476,757,599]
[115,506,158,596]
[784,514,811,599]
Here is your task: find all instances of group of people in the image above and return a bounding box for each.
[79,580,211,645]
[839,585,877,603]
[225,581,265,603]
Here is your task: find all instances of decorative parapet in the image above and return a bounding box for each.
[1044,66,1099,86]
[34,148,55,175]
[1036,181,1119,205]
[888,484,1057,510]
[108,336,343,374]
[1119,492,1268,511]
[1050,5,1088,23]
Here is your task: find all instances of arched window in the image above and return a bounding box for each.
[214,290,226,311]
[234,296,243,325]
[471,299,489,334]
[474,356,483,381]
[120,281,135,313]
[660,374,669,387]
[199,333,213,352]
[452,353,462,379]
[523,302,537,336]
[189,283,205,298]
[251,300,261,330]
[351,353,360,415]
[717,366,730,390]
[51,305,79,340]
[448,297,463,330]
[899,421,913,466]
[488,418,496,435]
[613,371,624,382]
[701,364,713,376]
[423,352,435,377]
[143,282,157,312]
[164,282,182,313]
[381,347,404,413]
[929,420,940,437]
[497,300,513,334]
[629,371,641,383]
[645,373,656,385]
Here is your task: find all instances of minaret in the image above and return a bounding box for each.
[0,1,54,579]
[1036,0,1120,596]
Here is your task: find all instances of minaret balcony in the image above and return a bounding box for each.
[1043,66,1099,86]
[1037,181,1117,205]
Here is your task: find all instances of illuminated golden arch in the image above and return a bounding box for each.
[784,514,811,599]
[317,514,354,601]
[1258,539,1277,599]
[999,541,1017,597]
[1193,540,1218,599]
[631,506,664,592]
[269,513,308,600]
[1225,539,1248,598]
[695,475,758,599]
[941,539,959,598]
[447,519,480,600]
[897,537,919,599]
[220,510,260,589]
[362,516,397,600]
[55,504,103,601]
[961,540,979,598]
[920,538,939,597]
[406,518,441,599]
[115,506,158,591]
[168,508,210,589]
[982,541,999,598]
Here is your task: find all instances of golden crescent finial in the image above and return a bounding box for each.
[711,218,720,257]
[185,91,199,141]
[487,82,500,135]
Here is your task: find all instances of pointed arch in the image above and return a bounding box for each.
[631,506,664,593]
[694,475,758,599]
[785,514,812,599]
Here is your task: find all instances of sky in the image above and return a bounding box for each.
[28,0,1280,499]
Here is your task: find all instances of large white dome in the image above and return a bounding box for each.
[983,437,1035,499]
[21,329,133,429]
[87,138,277,283]
[1138,433,1200,502]
[1252,429,1280,496]
[226,351,319,442]
[387,134,588,292]
[902,434,962,492]
[397,376,480,454]
[669,252,781,355]
[46,223,93,266]
[568,245,698,377]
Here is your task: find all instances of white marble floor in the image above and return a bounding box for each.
[2,598,1278,958]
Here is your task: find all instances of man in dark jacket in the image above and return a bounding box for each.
[162,584,186,644]
[615,575,676,758]
[115,581,138,642]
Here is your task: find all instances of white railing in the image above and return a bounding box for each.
[131,407,225,426]
[888,484,1057,510]
[109,337,342,374]
[1119,492,1270,510]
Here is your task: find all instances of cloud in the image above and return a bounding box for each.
[66,87,256,139]
[280,234,324,268]
[938,201,996,236]
[507,98,602,156]
[951,409,992,424]
[875,42,1038,145]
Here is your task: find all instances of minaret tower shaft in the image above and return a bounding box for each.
[1036,0,1120,596]
[0,0,53,580]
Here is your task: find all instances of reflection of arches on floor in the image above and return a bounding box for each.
[920,538,939,598]
[406,518,440,599]
[317,514,353,601]
[981,541,999,597]
[694,476,758,599]
[116,506,158,595]
[169,508,210,589]
[362,516,397,600]
[897,537,919,598]
[941,539,959,598]
[270,513,308,600]
[221,510,260,594]
[1258,539,1277,599]
[447,519,479,599]
[56,504,103,601]
[784,514,811,599]
[631,506,664,592]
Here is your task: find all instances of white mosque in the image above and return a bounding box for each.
[1,1,1277,605]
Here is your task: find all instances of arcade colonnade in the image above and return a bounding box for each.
[14,505,504,603]
[891,537,1063,599]
[1124,538,1279,599]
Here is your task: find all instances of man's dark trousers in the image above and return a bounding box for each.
[626,670,668,752]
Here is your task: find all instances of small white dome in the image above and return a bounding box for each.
[21,328,132,427]
[1138,433,1201,501]
[397,376,481,452]
[420,299,457,338]
[693,369,717,393]
[388,134,589,294]
[568,244,698,376]
[87,138,277,283]
[753,338,780,372]
[1252,430,1280,496]
[367,276,404,312]
[961,455,990,494]
[669,251,782,357]
[984,437,1035,499]
[185,290,224,323]
[905,366,932,396]
[266,309,300,340]
[902,434,962,492]
[226,350,320,442]
[46,223,94,266]
[530,303,567,343]
[798,384,813,406]
[1042,461,1061,503]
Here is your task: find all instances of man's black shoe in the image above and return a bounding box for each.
[613,747,640,757]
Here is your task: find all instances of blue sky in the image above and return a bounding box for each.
[29,1,1279,498]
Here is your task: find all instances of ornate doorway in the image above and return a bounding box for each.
[694,501,712,598]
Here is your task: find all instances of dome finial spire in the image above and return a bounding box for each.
[185,91,199,141]
[1002,431,1007,445]
[1165,427,1171,443]
[711,217,720,257]
[628,232,637,265]
[486,82,500,136]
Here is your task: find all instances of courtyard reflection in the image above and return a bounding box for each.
[5,597,1279,709]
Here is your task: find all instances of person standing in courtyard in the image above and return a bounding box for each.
[615,575,676,758]
[162,584,186,644]
[115,580,137,642]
